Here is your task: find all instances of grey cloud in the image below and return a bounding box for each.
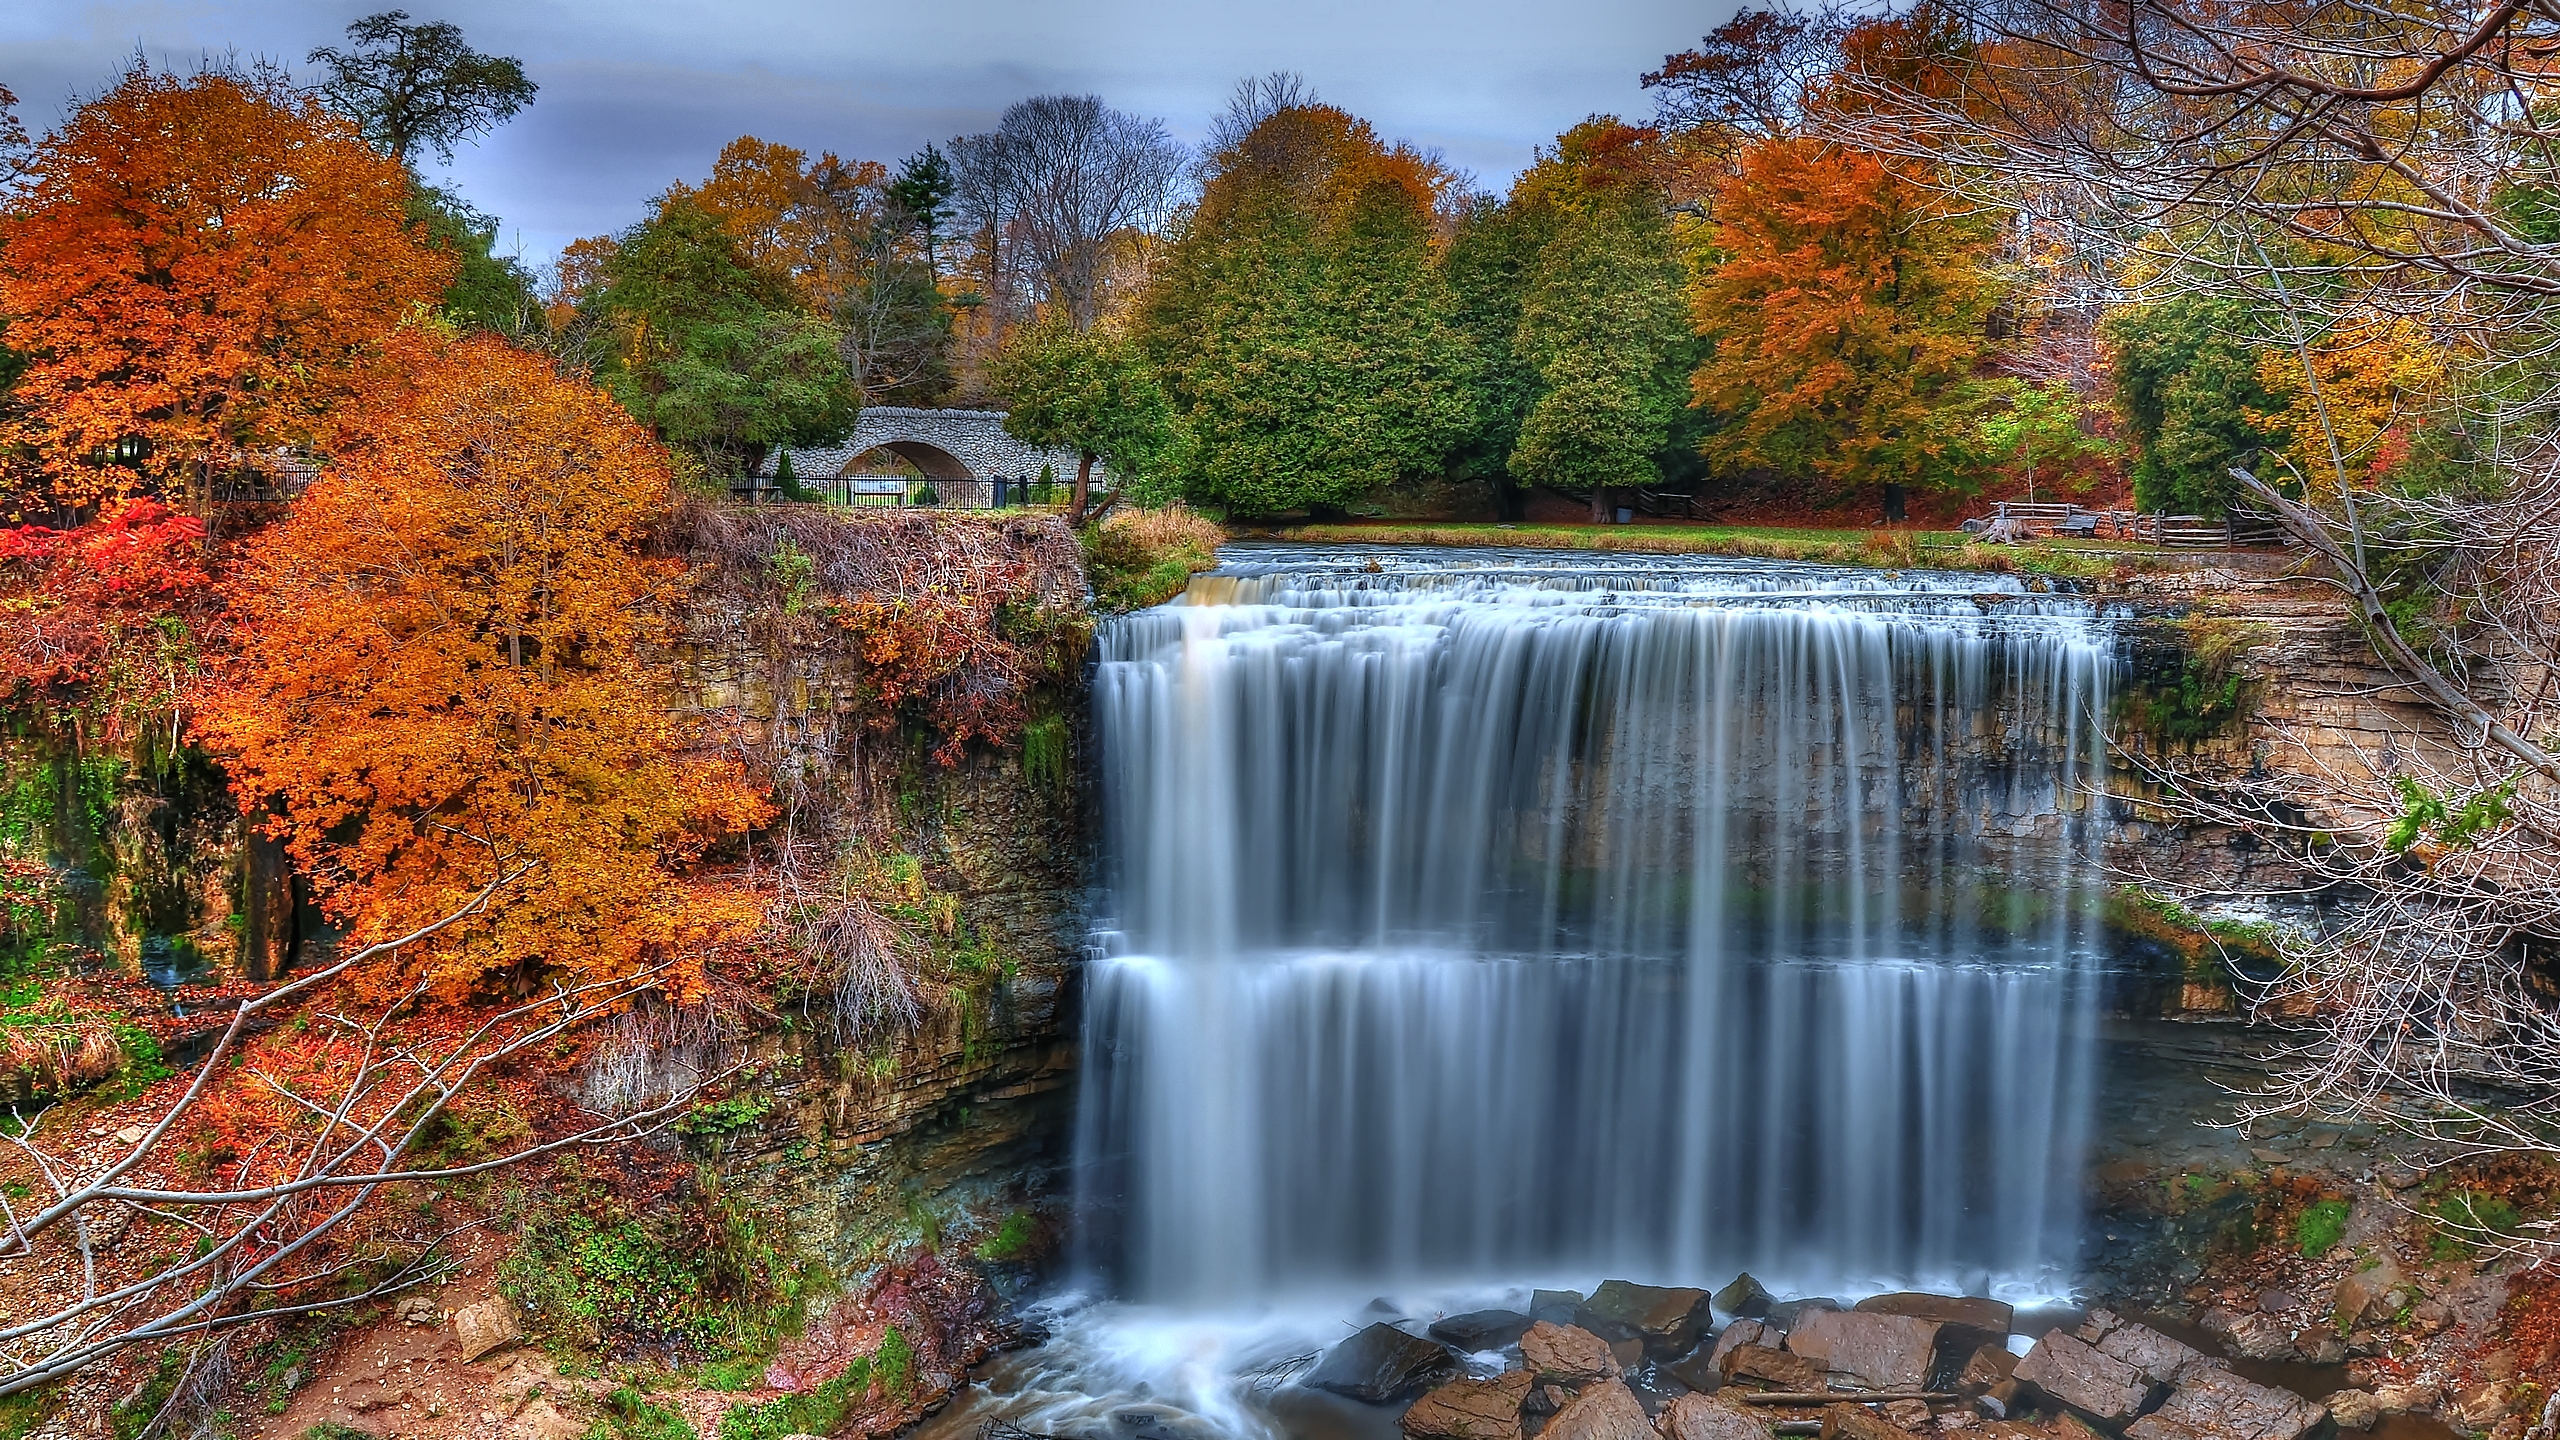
[6,0,1730,262]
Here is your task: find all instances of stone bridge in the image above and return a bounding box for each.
[758,406,1108,488]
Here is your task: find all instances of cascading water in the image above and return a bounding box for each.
[916,544,2119,1440]
[1076,546,2116,1305]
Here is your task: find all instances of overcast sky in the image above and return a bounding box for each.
[4,0,1731,267]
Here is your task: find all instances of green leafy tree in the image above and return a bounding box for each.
[1442,197,1558,517]
[587,200,857,479]
[409,184,538,334]
[887,144,957,279]
[1139,104,1475,516]
[2101,295,2286,515]
[307,10,537,167]
[1506,126,1693,514]
[1974,377,2112,503]
[989,318,1186,522]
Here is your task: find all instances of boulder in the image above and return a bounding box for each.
[1854,1294,2014,1335]
[2372,1383,2437,1415]
[2453,1382,2513,1430]
[1583,1282,1714,1358]
[1708,1320,1768,1369]
[454,1297,522,1363]
[1109,1407,1220,1440]
[1403,1372,1535,1440]
[1306,1323,1459,1403]
[1719,1345,1828,1392]
[1956,1345,2017,1396]
[1784,1312,1941,1392]
[1525,1322,1623,1387]
[2126,1368,2327,1440]
[1664,1349,1727,1395]
[2013,1331,2152,1426]
[2321,1390,2380,1432]
[1655,1393,1773,1440]
[2332,1256,2410,1330]
[2091,1318,2225,1386]
[1764,1299,1842,1334]
[1714,1275,1775,1319]
[1609,1337,1646,1372]
[2197,1308,2296,1362]
[1881,1401,1932,1430]
[1432,1310,1535,1353]
[1546,1380,1654,1440]
[1818,1403,1913,1440]
[1537,1290,1591,1323]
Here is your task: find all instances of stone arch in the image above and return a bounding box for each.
[861,441,971,482]
[762,406,1107,492]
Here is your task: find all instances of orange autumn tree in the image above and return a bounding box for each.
[0,62,448,522]
[195,334,767,998]
[1689,135,1998,499]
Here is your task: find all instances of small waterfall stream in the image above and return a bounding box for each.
[1078,546,2116,1304]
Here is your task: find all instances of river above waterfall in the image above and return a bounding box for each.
[952,544,2127,1439]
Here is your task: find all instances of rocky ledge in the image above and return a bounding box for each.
[1287,1279,2393,1440]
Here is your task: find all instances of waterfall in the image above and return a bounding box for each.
[1078,545,2115,1307]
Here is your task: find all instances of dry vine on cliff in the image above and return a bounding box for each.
[676,501,1088,1040]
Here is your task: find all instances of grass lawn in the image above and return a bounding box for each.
[1258,520,2110,575]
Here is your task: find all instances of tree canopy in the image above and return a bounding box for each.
[0,63,448,522]
[307,9,538,167]
[1137,104,1475,515]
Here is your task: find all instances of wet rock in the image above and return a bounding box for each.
[1433,1310,1535,1353]
[454,1298,522,1363]
[2197,1308,2295,1362]
[2298,1335,2345,1367]
[2373,1383,2438,1415]
[2254,1291,2294,1315]
[1110,1406,1220,1440]
[1655,1392,1772,1440]
[1881,1401,1931,1429]
[1854,1294,2014,1335]
[2409,1299,2454,1337]
[1529,1385,1568,1418]
[1708,1321,1768,1370]
[1764,1300,1842,1335]
[1539,1290,1593,1324]
[1546,1380,1653,1440]
[1307,1322,1460,1403]
[1785,1311,1940,1392]
[1404,1371,1535,1440]
[1583,1282,1714,1358]
[1610,1338,1647,1371]
[2333,1256,2409,1329]
[1977,1379,2023,1419]
[1818,1403,1911,1440]
[2013,1331,2152,1426]
[1526,1323,1624,1387]
[1665,1348,1728,1395]
[2089,1317,2225,1386]
[1957,1344,2017,1396]
[1720,1345,1827,1391]
[2322,1390,2381,1432]
[2126,1368,2327,1440]
[1714,1276,1775,1320]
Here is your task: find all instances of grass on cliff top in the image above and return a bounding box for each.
[1263,521,2122,578]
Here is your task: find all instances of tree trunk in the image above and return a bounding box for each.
[1591,486,1611,525]
[1068,449,1096,526]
